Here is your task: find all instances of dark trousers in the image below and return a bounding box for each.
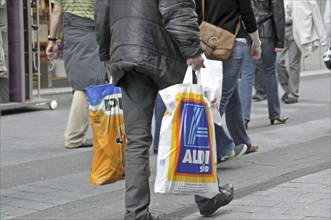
[119,70,158,220]
[119,69,218,219]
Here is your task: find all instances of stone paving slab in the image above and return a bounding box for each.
[183,169,331,219]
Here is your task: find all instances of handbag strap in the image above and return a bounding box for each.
[201,0,241,35]
[202,0,205,21]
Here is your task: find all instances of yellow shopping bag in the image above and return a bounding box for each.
[86,84,126,185]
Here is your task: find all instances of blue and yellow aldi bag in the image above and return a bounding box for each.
[86,84,126,185]
[154,68,219,199]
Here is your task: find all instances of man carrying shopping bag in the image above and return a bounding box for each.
[95,0,234,219]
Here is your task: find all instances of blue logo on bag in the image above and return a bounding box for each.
[177,102,212,175]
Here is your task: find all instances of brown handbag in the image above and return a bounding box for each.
[200,0,240,60]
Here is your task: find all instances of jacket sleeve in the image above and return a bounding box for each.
[95,0,110,61]
[324,0,331,45]
[271,0,285,48]
[310,0,326,45]
[240,0,258,34]
[159,0,204,59]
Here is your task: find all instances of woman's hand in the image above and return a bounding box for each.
[251,44,261,60]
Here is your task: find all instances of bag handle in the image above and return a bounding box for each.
[201,0,240,35]
[183,66,202,85]
[105,64,114,84]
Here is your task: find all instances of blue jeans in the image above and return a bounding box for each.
[240,38,281,121]
[214,41,252,157]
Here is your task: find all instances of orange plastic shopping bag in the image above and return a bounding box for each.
[86,84,125,185]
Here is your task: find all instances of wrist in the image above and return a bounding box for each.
[252,40,261,48]
[48,40,56,45]
[48,35,57,42]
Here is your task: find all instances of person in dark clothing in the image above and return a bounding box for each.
[95,0,234,219]
[195,0,261,164]
[240,0,289,127]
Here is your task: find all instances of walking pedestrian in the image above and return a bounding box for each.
[323,0,331,69]
[46,0,106,149]
[239,0,289,128]
[242,60,266,129]
[95,1,234,219]
[325,0,331,45]
[277,0,326,104]
[195,0,261,164]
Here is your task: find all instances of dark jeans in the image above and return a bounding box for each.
[240,38,282,120]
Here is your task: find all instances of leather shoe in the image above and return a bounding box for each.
[197,183,234,217]
[270,115,289,125]
[281,93,288,102]
[244,119,250,129]
[284,97,298,104]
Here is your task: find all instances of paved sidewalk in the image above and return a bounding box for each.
[0,70,330,220]
[184,169,331,219]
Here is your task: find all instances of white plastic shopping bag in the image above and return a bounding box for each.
[154,67,219,199]
[197,54,223,125]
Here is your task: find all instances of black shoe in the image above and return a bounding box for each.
[284,97,298,104]
[281,93,288,102]
[270,115,289,125]
[198,184,234,217]
[244,119,250,129]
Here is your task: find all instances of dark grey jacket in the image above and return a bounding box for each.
[251,0,285,48]
[95,0,204,88]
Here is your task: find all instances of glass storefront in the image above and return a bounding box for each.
[30,0,68,89]
[0,0,329,107]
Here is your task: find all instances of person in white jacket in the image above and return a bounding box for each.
[277,0,326,104]
[323,0,331,69]
[324,0,331,45]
